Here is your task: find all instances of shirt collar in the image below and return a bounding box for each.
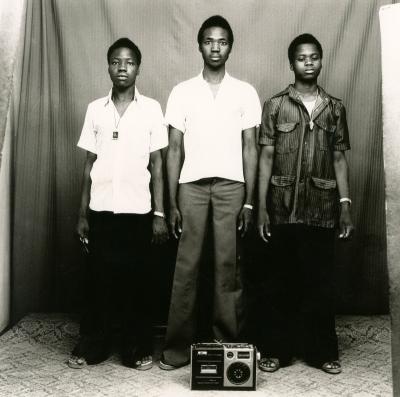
[285,84,330,103]
[103,87,140,106]
[197,70,231,86]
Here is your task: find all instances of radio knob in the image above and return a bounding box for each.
[227,351,234,359]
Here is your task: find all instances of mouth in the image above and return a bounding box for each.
[116,75,128,80]
[304,69,315,74]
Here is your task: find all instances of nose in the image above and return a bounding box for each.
[211,42,220,52]
[118,61,127,71]
[305,57,313,66]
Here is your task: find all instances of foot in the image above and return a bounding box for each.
[258,357,280,372]
[67,355,87,369]
[321,361,342,374]
[133,355,153,371]
[121,347,153,370]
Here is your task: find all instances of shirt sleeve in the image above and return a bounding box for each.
[259,99,278,146]
[333,102,351,151]
[165,85,186,133]
[150,101,169,152]
[77,104,97,154]
[241,85,262,130]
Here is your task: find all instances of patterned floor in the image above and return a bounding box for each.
[0,314,392,397]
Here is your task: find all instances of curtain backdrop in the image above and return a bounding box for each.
[11,0,390,323]
[0,0,26,333]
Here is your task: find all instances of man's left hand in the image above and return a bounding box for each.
[237,207,253,238]
[152,216,169,244]
[339,206,354,240]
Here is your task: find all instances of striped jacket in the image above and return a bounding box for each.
[259,85,351,228]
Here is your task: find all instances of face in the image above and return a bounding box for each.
[199,26,231,69]
[290,43,322,82]
[108,47,140,88]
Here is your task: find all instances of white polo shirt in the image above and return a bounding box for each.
[165,72,261,184]
[77,88,168,214]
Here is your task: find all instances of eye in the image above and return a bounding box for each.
[297,57,305,62]
[111,60,118,65]
[204,40,211,45]
[311,55,320,61]
[220,41,228,46]
[128,61,134,66]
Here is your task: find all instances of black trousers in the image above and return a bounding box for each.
[73,210,153,364]
[256,224,338,367]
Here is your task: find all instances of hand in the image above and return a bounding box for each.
[152,216,169,244]
[237,207,253,238]
[338,205,354,240]
[258,209,271,243]
[76,215,89,241]
[169,207,182,239]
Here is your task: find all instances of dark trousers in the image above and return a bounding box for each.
[163,178,245,366]
[73,210,153,364]
[256,224,338,367]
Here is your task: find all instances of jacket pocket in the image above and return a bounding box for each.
[270,175,296,214]
[275,122,299,154]
[314,120,336,150]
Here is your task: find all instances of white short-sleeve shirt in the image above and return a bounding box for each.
[77,88,168,214]
[165,72,261,184]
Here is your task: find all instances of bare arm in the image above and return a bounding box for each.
[166,127,184,238]
[76,151,97,239]
[333,150,354,239]
[238,127,258,237]
[258,145,275,242]
[149,149,168,244]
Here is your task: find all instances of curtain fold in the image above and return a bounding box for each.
[12,0,389,322]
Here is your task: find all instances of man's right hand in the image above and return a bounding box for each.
[76,215,89,240]
[169,207,182,239]
[258,209,271,243]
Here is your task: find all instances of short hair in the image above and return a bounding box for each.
[288,34,323,64]
[107,37,142,65]
[197,15,234,47]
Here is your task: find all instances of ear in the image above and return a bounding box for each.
[137,66,140,76]
[290,63,294,71]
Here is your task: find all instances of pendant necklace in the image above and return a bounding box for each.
[299,88,319,130]
[112,105,121,140]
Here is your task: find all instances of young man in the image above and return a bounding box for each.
[159,15,261,369]
[257,34,354,374]
[69,38,168,370]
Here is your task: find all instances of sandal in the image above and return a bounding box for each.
[134,355,153,371]
[67,355,87,369]
[322,361,342,374]
[258,357,280,372]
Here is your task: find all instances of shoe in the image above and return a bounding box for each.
[321,361,342,374]
[258,357,280,372]
[158,355,188,370]
[67,355,87,369]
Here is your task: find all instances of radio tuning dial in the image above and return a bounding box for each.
[227,351,234,359]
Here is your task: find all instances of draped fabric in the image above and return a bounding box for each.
[380,3,400,393]
[0,0,26,333]
[10,0,390,323]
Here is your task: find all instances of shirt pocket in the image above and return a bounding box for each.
[270,175,296,214]
[314,120,336,151]
[275,122,299,154]
[308,177,338,221]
